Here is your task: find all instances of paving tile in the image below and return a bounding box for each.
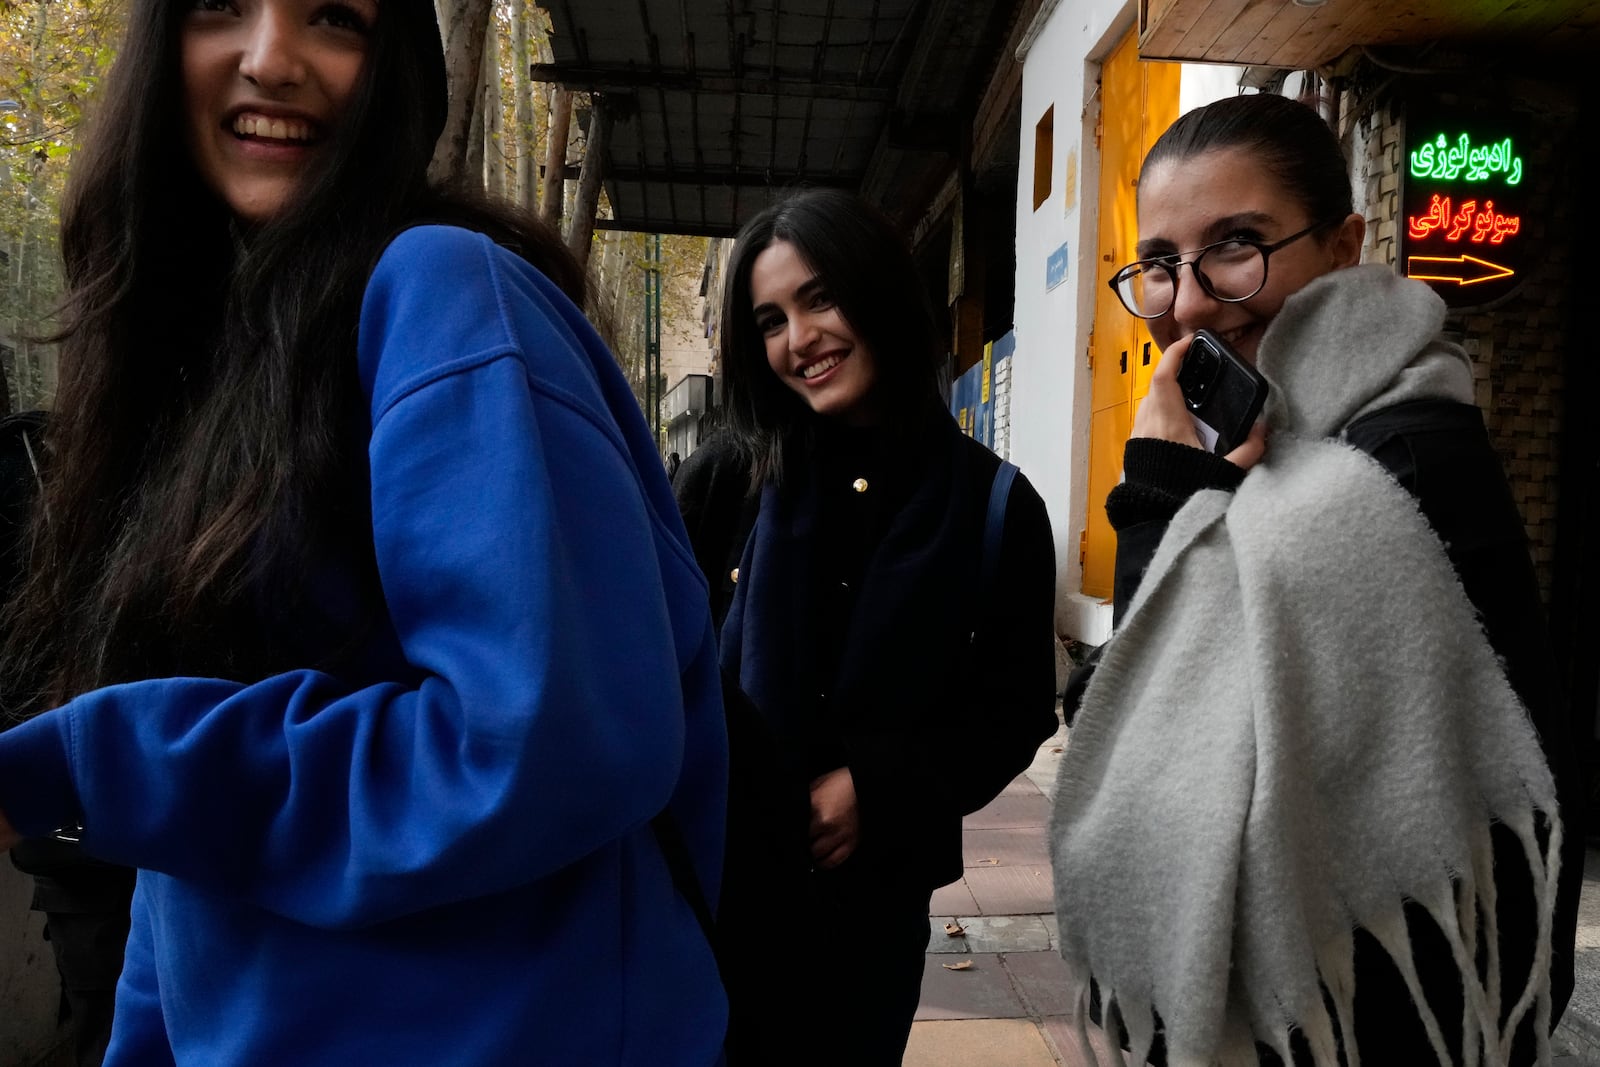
[964,826,1051,868]
[1568,948,1600,1045]
[928,878,979,916]
[965,863,1055,915]
[964,793,1052,830]
[1024,766,1062,799]
[955,915,1051,953]
[1041,911,1060,949]
[915,953,1027,1020]
[926,916,972,954]
[904,1018,1057,1067]
[1003,949,1074,1016]
[1024,736,1068,798]
[1039,1015,1124,1067]
[1000,773,1042,797]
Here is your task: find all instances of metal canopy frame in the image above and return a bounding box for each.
[536,0,1024,236]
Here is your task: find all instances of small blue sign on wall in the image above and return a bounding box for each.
[1045,242,1069,291]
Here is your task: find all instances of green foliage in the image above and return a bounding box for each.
[471,0,552,208]
[586,230,711,435]
[0,0,123,410]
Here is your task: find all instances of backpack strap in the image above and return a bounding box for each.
[973,461,1019,641]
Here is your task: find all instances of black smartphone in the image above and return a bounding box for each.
[1174,329,1268,455]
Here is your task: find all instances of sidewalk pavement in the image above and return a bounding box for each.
[905,719,1600,1066]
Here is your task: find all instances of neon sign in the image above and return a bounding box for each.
[1404,254,1515,287]
[1409,133,1523,186]
[1407,194,1521,244]
[1401,105,1528,307]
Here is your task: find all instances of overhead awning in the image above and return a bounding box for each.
[535,0,1025,236]
[1138,0,1600,70]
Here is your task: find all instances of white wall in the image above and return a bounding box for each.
[1011,1,1240,642]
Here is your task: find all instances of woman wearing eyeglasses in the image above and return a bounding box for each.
[1051,93,1580,1067]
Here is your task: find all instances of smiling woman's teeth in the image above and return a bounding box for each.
[802,354,843,380]
[232,115,313,142]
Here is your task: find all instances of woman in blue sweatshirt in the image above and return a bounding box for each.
[0,1,727,1063]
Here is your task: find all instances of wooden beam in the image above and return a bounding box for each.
[603,164,858,188]
[529,64,894,104]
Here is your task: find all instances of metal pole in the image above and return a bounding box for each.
[646,233,663,440]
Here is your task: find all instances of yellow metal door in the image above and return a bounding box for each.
[1130,58,1180,404]
[1082,28,1179,600]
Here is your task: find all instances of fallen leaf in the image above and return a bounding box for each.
[1051,747,1064,754]
[943,921,965,937]
[978,857,1000,865]
[942,959,974,971]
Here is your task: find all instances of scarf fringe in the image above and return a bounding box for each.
[1064,805,1559,1067]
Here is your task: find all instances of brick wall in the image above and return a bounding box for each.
[1348,87,1573,603]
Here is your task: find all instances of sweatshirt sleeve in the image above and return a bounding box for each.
[0,228,693,929]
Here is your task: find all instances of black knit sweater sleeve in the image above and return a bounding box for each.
[1106,438,1245,624]
[1061,438,1246,725]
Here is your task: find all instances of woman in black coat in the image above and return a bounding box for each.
[684,189,1060,1063]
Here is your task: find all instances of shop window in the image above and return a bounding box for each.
[1033,106,1054,211]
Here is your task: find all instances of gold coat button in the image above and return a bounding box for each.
[730,567,739,583]
[852,478,869,493]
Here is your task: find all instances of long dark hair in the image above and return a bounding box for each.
[1141,93,1354,222]
[0,0,583,715]
[719,189,943,484]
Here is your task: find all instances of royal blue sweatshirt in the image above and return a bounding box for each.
[0,226,728,1065]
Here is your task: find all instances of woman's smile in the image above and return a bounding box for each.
[799,350,849,381]
[230,110,318,142]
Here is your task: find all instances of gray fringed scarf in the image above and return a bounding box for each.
[1050,265,1561,1067]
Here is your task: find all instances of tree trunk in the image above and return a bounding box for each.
[566,101,611,270]
[465,83,485,187]
[541,88,573,229]
[533,24,555,215]
[482,18,504,197]
[429,0,494,187]
[510,0,535,209]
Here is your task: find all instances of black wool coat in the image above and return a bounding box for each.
[705,406,1060,892]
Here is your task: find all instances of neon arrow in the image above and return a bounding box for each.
[1406,254,1514,286]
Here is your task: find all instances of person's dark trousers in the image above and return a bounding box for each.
[809,860,932,1063]
[10,843,136,1067]
[46,907,133,1067]
[721,850,930,1066]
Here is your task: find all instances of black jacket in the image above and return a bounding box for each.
[671,430,759,634]
[682,408,1060,892]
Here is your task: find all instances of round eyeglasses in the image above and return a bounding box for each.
[1107,217,1342,319]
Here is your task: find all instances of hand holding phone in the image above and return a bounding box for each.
[1175,329,1268,456]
